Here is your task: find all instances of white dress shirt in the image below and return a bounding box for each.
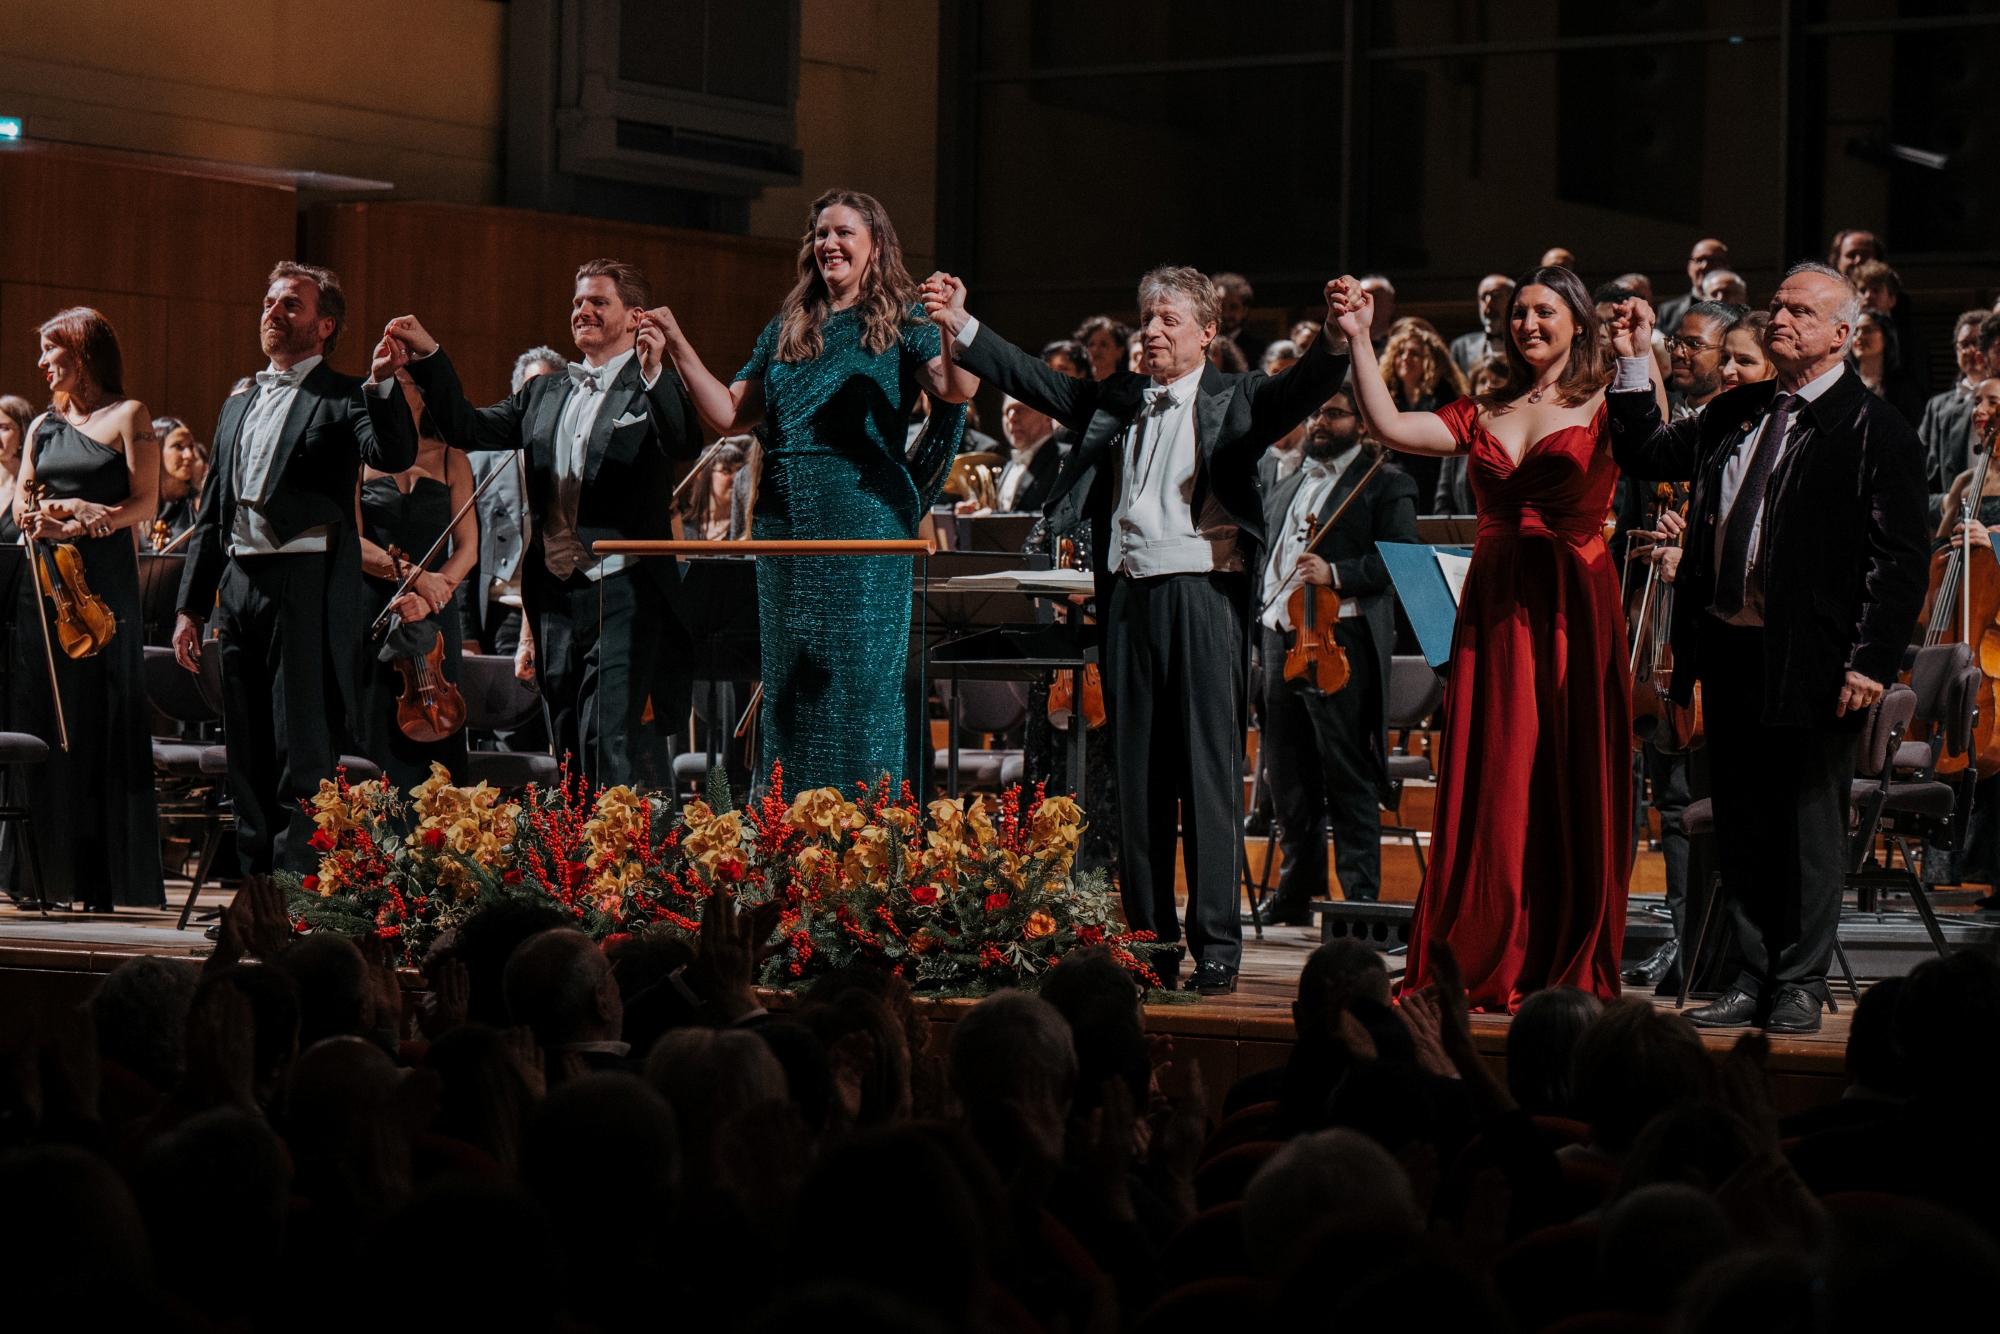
[956,316,1238,574]
[996,434,1049,511]
[1260,445,1363,632]
[230,355,330,556]
[1614,356,1846,627]
[542,346,655,582]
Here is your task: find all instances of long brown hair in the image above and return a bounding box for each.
[1380,318,1470,405]
[37,307,125,400]
[776,189,920,363]
[1474,265,1607,410]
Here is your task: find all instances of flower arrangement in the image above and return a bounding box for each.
[279,762,1163,994]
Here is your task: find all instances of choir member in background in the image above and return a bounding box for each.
[1829,229,1884,277]
[1073,316,1133,382]
[465,346,561,671]
[1920,312,1995,496]
[1257,341,1306,485]
[1541,246,1578,270]
[1449,274,1515,377]
[1212,272,1267,368]
[174,263,418,873]
[1656,237,1730,336]
[1254,390,1419,924]
[1207,336,1249,374]
[675,437,749,539]
[14,308,161,908]
[1375,318,1468,515]
[1848,309,1927,427]
[154,416,207,541]
[923,266,1354,994]
[0,394,30,543]
[384,258,704,789]
[355,374,479,791]
[1040,339,1091,382]
[1289,319,1321,352]
[1699,269,1748,306]
[1718,312,1776,390]
[1126,330,1145,373]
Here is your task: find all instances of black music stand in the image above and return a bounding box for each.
[654,557,760,789]
[137,552,187,647]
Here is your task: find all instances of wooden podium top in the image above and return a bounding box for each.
[591,539,936,557]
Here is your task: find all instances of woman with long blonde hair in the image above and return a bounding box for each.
[1376,318,1470,512]
[646,189,979,793]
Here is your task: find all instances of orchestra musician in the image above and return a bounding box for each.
[1253,391,1420,924]
[383,259,705,788]
[174,263,419,874]
[12,308,162,909]
[1608,264,1930,1034]
[921,266,1355,995]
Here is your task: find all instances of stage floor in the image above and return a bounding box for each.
[0,873,1855,1115]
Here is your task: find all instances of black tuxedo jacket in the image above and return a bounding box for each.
[177,362,419,617]
[1001,438,1064,515]
[953,324,1349,615]
[406,349,703,615]
[1607,367,1929,729]
[1256,450,1420,750]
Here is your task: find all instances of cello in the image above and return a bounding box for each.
[1917,411,2000,777]
[1629,481,1703,752]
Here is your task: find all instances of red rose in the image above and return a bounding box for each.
[717,858,744,883]
[423,829,446,850]
[984,892,1010,914]
[910,884,938,906]
[502,869,523,885]
[302,875,320,892]
[308,829,336,852]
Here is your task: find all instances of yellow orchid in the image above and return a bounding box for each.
[788,787,863,838]
[840,824,892,888]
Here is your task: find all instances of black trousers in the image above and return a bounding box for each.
[1261,620,1385,904]
[1104,571,1246,971]
[1698,616,1855,1000]
[526,565,670,790]
[1637,744,1692,939]
[213,553,342,875]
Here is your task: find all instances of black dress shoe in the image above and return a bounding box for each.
[1623,939,1679,988]
[1252,895,1312,928]
[1685,987,1759,1028]
[1189,961,1238,995]
[1765,986,1823,1034]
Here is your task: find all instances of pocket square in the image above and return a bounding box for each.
[611,411,649,428]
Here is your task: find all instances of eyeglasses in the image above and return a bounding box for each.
[1313,407,1357,421]
[1665,335,1722,356]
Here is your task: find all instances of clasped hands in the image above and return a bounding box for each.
[372,307,686,383]
[20,497,114,541]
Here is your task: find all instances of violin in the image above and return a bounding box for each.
[148,517,170,552]
[1282,515,1352,694]
[23,480,116,660]
[385,544,467,744]
[1629,482,1703,752]
[1917,412,2000,777]
[1046,536,1106,730]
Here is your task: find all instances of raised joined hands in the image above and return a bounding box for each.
[919,272,970,339]
[1607,297,1657,359]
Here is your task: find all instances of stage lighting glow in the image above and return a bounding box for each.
[0,118,20,141]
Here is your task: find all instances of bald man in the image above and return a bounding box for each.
[1449,273,1515,377]
[1658,238,1731,339]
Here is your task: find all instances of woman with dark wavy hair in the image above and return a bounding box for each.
[1338,266,1631,1009]
[647,189,979,793]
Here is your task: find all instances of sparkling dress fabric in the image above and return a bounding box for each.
[736,308,961,795]
[1405,397,1631,1010]
[9,419,162,907]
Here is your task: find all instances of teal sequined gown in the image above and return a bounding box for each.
[736,307,961,794]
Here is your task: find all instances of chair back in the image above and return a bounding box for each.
[1941,663,1982,759]
[1907,642,1970,719]
[145,645,218,724]
[1387,656,1443,729]
[196,639,227,717]
[459,654,542,732]
[936,679,1028,733]
[1857,684,1917,778]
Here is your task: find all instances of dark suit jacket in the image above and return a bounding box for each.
[1606,367,1929,729]
[407,349,702,617]
[1000,438,1063,514]
[954,323,1350,623]
[1256,450,1420,754]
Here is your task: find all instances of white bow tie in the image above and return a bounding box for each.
[1142,383,1179,414]
[567,363,607,393]
[255,367,307,391]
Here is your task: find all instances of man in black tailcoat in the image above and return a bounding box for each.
[920,267,1354,993]
[1607,262,1929,1033]
[1253,391,1420,923]
[174,262,419,873]
[383,259,703,788]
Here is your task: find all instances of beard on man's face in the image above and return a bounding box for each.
[1304,422,1357,461]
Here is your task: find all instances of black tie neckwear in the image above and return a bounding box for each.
[1713,392,1803,619]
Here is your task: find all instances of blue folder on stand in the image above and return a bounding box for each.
[1379,542,1470,669]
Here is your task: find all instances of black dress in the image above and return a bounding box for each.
[10,419,162,908]
[358,474,467,792]
[156,493,197,542]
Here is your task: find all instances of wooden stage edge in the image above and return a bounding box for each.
[0,902,1852,1116]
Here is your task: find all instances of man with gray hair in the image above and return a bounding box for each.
[1606,261,1928,1033]
[503,928,634,1073]
[922,267,1354,993]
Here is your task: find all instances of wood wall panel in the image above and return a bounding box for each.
[0,146,294,441]
[306,202,799,407]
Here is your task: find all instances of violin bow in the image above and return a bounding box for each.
[21,482,69,750]
[670,440,730,507]
[369,462,509,638]
[1255,448,1389,622]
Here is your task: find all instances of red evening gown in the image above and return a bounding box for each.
[1404,397,1631,1010]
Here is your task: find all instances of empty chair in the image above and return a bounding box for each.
[0,732,52,911]
[458,654,557,792]
[1383,656,1445,874]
